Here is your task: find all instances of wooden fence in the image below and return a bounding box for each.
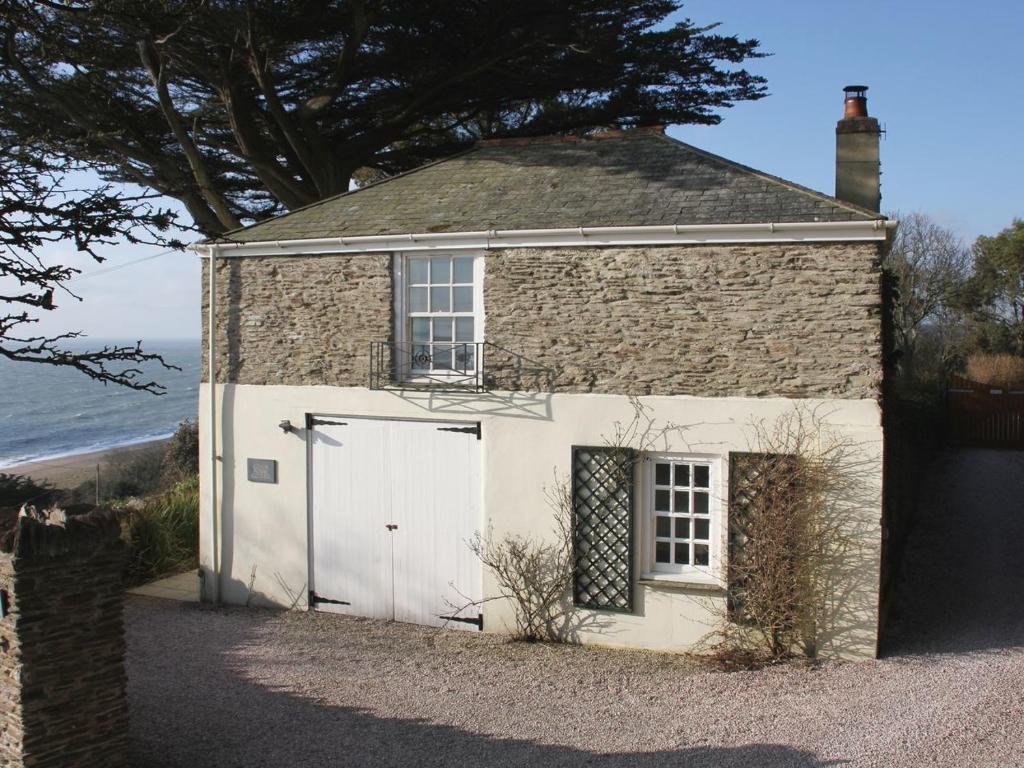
[947,374,1024,450]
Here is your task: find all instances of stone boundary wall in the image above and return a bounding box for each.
[0,512,128,768]
[203,242,883,399]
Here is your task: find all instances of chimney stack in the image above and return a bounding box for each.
[835,85,881,212]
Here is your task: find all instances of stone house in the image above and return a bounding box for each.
[198,86,894,659]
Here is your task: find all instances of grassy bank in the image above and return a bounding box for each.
[120,477,200,587]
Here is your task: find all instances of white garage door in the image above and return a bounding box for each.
[309,416,483,629]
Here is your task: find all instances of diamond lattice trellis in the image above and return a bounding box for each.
[571,446,635,613]
[727,451,799,621]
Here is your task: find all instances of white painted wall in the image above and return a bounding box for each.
[200,384,883,659]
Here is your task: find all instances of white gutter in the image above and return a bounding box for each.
[204,244,221,604]
[203,219,896,258]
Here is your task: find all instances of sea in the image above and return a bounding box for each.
[0,339,200,469]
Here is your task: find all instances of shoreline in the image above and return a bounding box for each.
[2,438,172,489]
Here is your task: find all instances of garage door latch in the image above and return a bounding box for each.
[309,590,351,607]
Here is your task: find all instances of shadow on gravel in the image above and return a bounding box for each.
[127,600,844,768]
[881,449,1024,657]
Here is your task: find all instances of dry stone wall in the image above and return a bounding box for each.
[0,512,129,768]
[204,242,883,399]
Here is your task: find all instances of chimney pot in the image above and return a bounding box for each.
[843,85,870,119]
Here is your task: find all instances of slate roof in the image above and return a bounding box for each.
[220,129,880,243]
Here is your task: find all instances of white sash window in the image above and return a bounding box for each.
[395,252,484,380]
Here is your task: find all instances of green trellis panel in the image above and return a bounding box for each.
[571,445,636,613]
[727,451,799,621]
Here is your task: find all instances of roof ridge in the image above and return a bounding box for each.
[652,132,884,220]
[477,125,666,147]
[211,145,483,243]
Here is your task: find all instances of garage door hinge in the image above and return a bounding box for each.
[309,418,348,427]
[436,423,481,439]
[438,612,484,630]
[309,590,350,607]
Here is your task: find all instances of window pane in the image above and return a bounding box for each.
[455,317,474,342]
[452,256,474,283]
[433,317,453,342]
[409,259,429,284]
[694,518,710,540]
[674,518,690,539]
[675,542,689,565]
[411,317,430,342]
[654,489,670,512]
[409,286,428,313]
[453,286,473,312]
[674,464,690,487]
[432,345,452,370]
[694,544,709,566]
[693,492,709,515]
[655,463,670,486]
[430,286,450,312]
[430,256,451,283]
[655,541,671,563]
[656,516,671,538]
[674,491,689,514]
[694,465,710,488]
[454,344,474,371]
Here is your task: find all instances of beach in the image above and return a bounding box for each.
[4,439,171,489]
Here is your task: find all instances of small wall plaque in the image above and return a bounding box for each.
[247,458,278,484]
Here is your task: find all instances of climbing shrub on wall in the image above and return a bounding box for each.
[709,408,861,666]
[468,479,575,642]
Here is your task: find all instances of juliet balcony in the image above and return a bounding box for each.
[369,341,553,392]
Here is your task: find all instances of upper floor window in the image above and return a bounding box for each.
[398,253,483,378]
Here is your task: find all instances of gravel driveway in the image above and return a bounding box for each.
[127,449,1024,768]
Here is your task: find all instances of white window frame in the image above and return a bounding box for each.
[638,453,724,586]
[393,251,485,381]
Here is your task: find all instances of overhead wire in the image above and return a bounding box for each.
[74,246,186,282]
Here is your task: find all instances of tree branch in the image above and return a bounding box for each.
[138,37,242,231]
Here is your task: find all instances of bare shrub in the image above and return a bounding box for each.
[704,407,856,666]
[467,480,573,642]
[965,353,1024,389]
[466,397,685,643]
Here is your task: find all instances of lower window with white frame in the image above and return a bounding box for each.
[643,454,721,583]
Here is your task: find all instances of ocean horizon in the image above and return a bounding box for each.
[0,338,201,469]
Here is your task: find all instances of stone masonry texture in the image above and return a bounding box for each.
[0,512,129,768]
[203,242,883,399]
[202,253,393,385]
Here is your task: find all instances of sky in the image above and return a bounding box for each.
[28,0,1024,342]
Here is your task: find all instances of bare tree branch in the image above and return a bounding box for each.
[0,148,184,392]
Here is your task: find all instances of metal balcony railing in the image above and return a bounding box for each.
[369,341,553,392]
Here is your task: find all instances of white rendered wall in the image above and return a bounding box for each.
[199,385,883,659]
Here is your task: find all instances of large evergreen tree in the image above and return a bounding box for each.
[964,219,1024,353]
[0,0,767,237]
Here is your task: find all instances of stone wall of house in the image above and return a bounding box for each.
[203,242,883,399]
[0,512,129,768]
[485,243,883,398]
[201,253,394,385]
